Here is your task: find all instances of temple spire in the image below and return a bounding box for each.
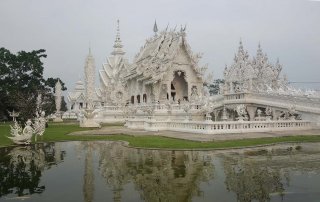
[88,46,92,56]
[239,38,243,51]
[256,42,263,57]
[111,19,125,56]
[153,20,158,36]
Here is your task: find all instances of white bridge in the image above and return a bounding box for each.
[221,92,320,124]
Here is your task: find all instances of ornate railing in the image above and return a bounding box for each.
[103,106,123,111]
[126,119,312,134]
[223,92,320,114]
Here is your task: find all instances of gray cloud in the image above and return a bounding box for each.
[0,0,319,90]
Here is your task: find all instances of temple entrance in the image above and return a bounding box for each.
[171,71,188,101]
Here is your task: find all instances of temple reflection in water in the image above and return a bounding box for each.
[0,143,65,197]
[78,141,214,202]
[1,142,320,202]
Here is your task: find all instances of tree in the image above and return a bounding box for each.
[0,48,67,122]
[207,79,225,95]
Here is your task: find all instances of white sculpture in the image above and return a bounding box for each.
[265,106,272,121]
[7,120,34,145]
[55,80,62,112]
[8,110,19,122]
[202,101,215,122]
[220,106,229,121]
[85,48,96,108]
[236,104,247,121]
[54,80,63,122]
[182,102,192,121]
[33,111,47,141]
[256,109,262,117]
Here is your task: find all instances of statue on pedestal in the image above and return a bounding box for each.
[33,111,47,141]
[53,80,63,122]
[8,110,19,122]
[80,99,101,128]
[236,104,247,121]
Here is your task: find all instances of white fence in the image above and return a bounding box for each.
[126,119,312,134]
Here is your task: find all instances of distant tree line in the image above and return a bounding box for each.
[0,48,67,122]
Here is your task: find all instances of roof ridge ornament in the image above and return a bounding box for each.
[239,38,243,51]
[111,19,125,56]
[153,20,158,36]
[257,42,263,57]
[88,46,92,56]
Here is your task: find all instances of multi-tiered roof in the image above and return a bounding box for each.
[98,20,129,104]
[125,23,207,84]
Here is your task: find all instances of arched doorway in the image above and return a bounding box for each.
[171,71,188,101]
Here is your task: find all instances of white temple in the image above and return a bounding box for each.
[65,20,320,133]
[125,22,205,104]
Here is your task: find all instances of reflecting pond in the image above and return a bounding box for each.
[1,141,320,202]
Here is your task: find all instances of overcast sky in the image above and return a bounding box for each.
[0,0,319,91]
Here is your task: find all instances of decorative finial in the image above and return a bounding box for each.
[153,20,158,36]
[117,19,120,29]
[111,19,125,55]
[238,38,244,52]
[116,19,120,41]
[165,23,169,32]
[257,42,263,56]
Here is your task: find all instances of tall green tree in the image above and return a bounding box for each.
[0,48,67,122]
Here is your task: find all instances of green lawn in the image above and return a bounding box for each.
[1,123,320,149]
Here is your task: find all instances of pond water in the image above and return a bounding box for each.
[0,141,320,202]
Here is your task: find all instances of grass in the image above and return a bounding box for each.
[1,123,320,149]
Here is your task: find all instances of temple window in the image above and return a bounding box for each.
[143,94,147,103]
[137,95,141,103]
[171,83,175,90]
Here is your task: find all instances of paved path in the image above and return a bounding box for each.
[69,126,320,142]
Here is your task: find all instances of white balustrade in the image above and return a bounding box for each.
[126,119,312,134]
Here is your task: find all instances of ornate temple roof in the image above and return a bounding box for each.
[224,40,286,90]
[67,79,85,102]
[125,24,205,84]
[99,20,129,89]
[75,79,85,91]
